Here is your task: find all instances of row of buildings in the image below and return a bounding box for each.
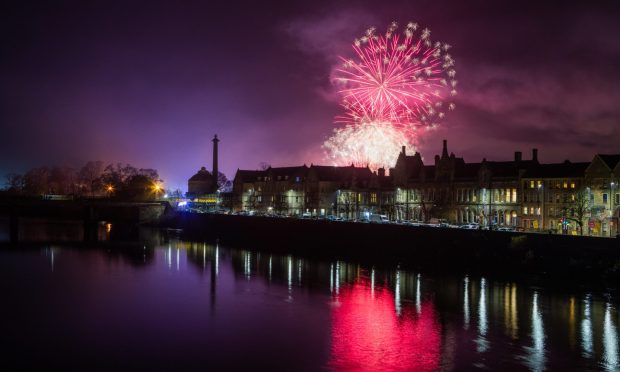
[227,140,619,236]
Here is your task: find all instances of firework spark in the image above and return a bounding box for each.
[323,121,415,171]
[324,21,455,170]
[333,21,456,134]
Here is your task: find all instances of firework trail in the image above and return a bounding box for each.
[324,21,456,170]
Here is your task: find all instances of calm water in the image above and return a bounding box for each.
[0,224,619,370]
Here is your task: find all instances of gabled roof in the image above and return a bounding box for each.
[269,166,308,177]
[311,165,374,182]
[234,170,266,183]
[522,161,590,178]
[597,154,620,170]
[484,160,537,178]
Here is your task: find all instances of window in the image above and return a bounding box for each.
[603,193,608,204]
[563,181,568,189]
[523,207,528,215]
[530,207,534,215]
[616,194,620,204]
[530,180,535,189]
[570,182,575,189]
[295,176,301,182]
[512,188,517,203]
[370,193,377,204]
[537,180,542,188]
[571,194,575,201]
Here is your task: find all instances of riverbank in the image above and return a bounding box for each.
[175,212,620,286]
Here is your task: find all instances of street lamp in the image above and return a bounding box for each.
[610,182,616,237]
[537,183,544,231]
[105,184,114,197]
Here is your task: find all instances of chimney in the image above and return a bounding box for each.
[532,148,538,162]
[378,167,385,177]
[514,151,522,162]
[442,139,448,158]
[401,145,406,155]
[212,134,220,185]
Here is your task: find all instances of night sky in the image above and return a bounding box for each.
[2,0,620,190]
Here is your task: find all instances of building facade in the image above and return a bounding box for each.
[231,141,619,236]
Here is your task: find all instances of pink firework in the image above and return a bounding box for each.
[333,21,457,135]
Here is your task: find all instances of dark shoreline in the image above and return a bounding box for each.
[174,212,620,290]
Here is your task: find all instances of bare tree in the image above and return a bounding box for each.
[258,162,271,171]
[4,173,24,193]
[23,167,50,195]
[564,188,589,235]
[78,161,105,196]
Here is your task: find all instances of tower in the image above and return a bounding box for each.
[212,134,219,187]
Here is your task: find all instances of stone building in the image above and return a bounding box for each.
[390,140,538,226]
[231,140,619,236]
[520,161,590,233]
[232,164,393,219]
[584,154,620,237]
[187,135,220,202]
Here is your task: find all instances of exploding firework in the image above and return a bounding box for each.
[334,21,457,133]
[323,21,456,170]
[322,121,415,171]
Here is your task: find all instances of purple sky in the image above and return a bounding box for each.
[2,0,620,190]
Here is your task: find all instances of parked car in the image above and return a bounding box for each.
[369,214,390,224]
[461,223,480,230]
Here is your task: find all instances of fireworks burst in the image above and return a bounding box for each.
[334,21,456,132]
[322,121,415,171]
[324,21,456,170]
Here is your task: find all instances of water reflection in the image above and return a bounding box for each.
[476,278,489,353]
[2,231,620,371]
[329,273,440,371]
[524,291,546,371]
[603,303,619,370]
[582,295,594,359]
[503,283,518,339]
[464,276,470,330]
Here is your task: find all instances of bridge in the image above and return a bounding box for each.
[0,198,171,242]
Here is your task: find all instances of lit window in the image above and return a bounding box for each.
[530,207,534,215]
[563,181,568,189]
[530,180,535,188]
[370,193,377,204]
[523,207,528,215]
[571,194,575,201]
[570,182,575,189]
[537,180,542,188]
[512,189,517,203]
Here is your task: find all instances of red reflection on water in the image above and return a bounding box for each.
[329,279,440,371]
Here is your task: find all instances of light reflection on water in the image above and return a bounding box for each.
[1,234,619,370]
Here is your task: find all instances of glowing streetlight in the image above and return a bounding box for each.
[105,184,114,197]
